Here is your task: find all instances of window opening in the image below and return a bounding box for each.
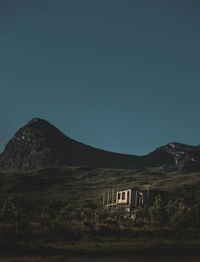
[122,192,125,200]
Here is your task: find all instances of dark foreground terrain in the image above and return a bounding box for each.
[0,166,200,261]
[0,255,200,262]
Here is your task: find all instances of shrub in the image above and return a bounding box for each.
[149,194,167,230]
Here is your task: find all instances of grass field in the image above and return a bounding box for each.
[0,166,200,260]
[0,166,200,204]
[1,235,200,261]
[0,256,200,262]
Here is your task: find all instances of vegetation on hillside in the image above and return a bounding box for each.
[0,166,200,204]
[0,166,200,257]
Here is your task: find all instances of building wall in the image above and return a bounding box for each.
[115,188,168,210]
[116,189,132,205]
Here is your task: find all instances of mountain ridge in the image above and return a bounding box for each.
[0,118,200,172]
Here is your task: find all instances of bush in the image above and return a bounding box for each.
[149,194,167,230]
[169,201,198,230]
[0,195,33,234]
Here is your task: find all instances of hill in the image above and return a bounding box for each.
[1,118,200,172]
[0,166,200,205]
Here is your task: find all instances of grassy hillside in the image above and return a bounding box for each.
[0,166,200,259]
[0,166,200,205]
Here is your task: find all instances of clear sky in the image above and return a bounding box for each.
[0,0,200,155]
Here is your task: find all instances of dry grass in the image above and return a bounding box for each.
[0,256,200,262]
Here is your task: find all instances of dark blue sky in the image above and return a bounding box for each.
[1,0,200,155]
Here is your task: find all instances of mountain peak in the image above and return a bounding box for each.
[150,141,200,172]
[27,118,46,124]
[0,118,70,170]
[26,118,55,129]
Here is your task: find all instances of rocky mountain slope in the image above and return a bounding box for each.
[0,118,200,172]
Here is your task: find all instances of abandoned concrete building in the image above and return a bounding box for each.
[104,188,168,213]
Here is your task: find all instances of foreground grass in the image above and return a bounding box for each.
[0,255,200,262]
[46,239,200,256]
[1,235,200,257]
[0,240,200,262]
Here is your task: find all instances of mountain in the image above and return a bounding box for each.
[146,142,200,172]
[0,118,140,170]
[0,118,200,172]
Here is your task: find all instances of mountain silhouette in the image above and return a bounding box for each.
[0,118,200,172]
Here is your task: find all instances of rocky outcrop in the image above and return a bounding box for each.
[0,118,200,172]
[148,142,200,172]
